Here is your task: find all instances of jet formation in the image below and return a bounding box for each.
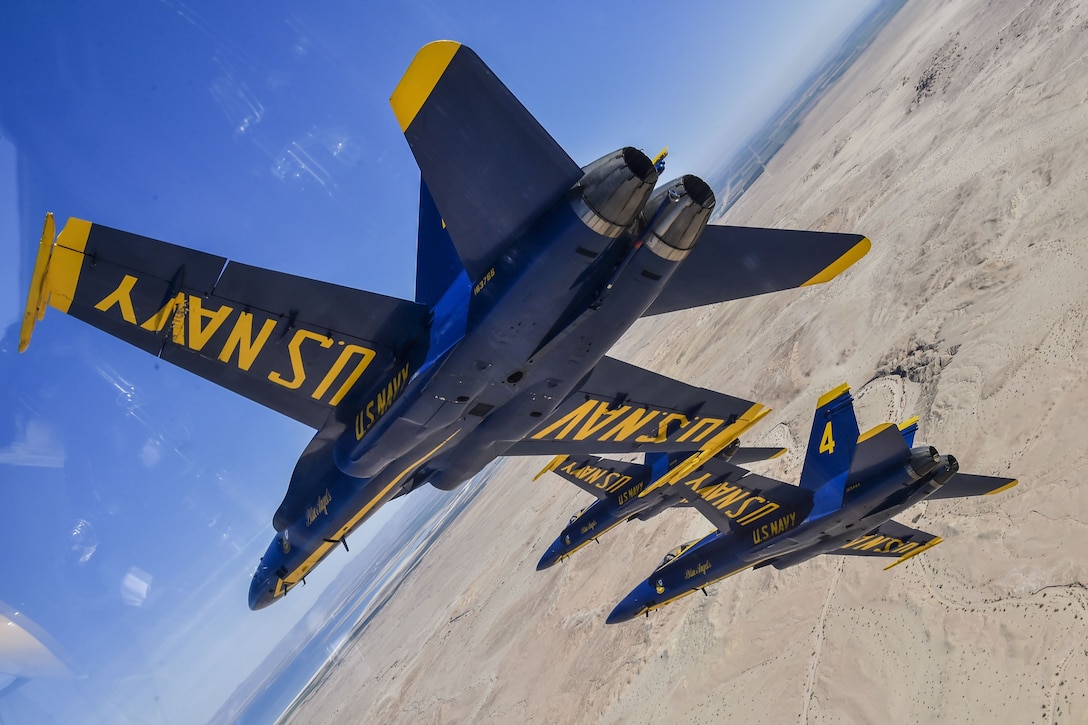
[20,40,874,611]
[537,384,1018,623]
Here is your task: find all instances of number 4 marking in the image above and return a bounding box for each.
[820,421,835,454]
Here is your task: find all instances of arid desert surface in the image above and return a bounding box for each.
[284,0,1088,722]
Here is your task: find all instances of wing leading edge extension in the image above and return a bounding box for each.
[21,215,430,429]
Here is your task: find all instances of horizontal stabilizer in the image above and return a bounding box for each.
[642,225,870,316]
[927,472,1018,500]
[830,520,943,569]
[392,41,583,283]
[506,356,768,456]
[21,217,430,429]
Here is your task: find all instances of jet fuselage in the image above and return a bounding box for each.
[607,446,958,622]
[250,154,717,608]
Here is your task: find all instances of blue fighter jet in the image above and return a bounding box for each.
[19,42,870,610]
[607,384,1018,623]
[533,444,786,569]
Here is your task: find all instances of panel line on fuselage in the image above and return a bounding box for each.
[280,429,462,588]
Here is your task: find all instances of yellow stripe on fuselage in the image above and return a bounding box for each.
[390,40,461,132]
[801,236,871,287]
[281,430,462,587]
[639,556,772,616]
[551,518,627,562]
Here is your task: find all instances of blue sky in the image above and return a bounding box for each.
[0,1,880,721]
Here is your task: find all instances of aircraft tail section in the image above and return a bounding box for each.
[392,41,583,283]
[798,383,860,493]
[415,180,466,308]
[898,416,920,446]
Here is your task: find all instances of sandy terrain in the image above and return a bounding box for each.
[283,0,1088,722]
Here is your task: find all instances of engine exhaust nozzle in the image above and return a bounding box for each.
[641,175,716,261]
[571,147,658,237]
[907,445,941,479]
[932,454,959,486]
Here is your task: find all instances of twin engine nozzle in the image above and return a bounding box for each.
[908,446,960,487]
[570,147,716,259]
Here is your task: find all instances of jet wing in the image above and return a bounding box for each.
[831,519,943,569]
[391,41,584,283]
[20,216,430,429]
[506,356,769,456]
[634,456,815,536]
[727,446,788,466]
[642,225,870,316]
[534,454,651,501]
[926,472,1019,499]
[681,468,814,536]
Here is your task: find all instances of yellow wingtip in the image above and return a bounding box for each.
[898,416,920,431]
[652,147,668,165]
[768,447,788,460]
[390,40,462,133]
[816,382,850,408]
[19,213,58,353]
[801,236,871,287]
[985,479,1019,495]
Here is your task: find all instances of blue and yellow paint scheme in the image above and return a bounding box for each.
[607,384,1018,623]
[19,42,871,610]
[534,444,787,569]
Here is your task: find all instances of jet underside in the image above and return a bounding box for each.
[18,41,872,611]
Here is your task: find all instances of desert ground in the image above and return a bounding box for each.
[283,0,1088,722]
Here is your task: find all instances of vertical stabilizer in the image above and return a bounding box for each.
[798,383,860,494]
[414,180,466,308]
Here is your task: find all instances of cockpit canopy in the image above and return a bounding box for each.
[656,538,701,570]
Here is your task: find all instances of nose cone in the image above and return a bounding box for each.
[248,568,279,610]
[536,538,566,570]
[606,580,657,624]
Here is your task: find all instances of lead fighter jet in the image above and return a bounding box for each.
[18,41,870,610]
[607,384,1018,623]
